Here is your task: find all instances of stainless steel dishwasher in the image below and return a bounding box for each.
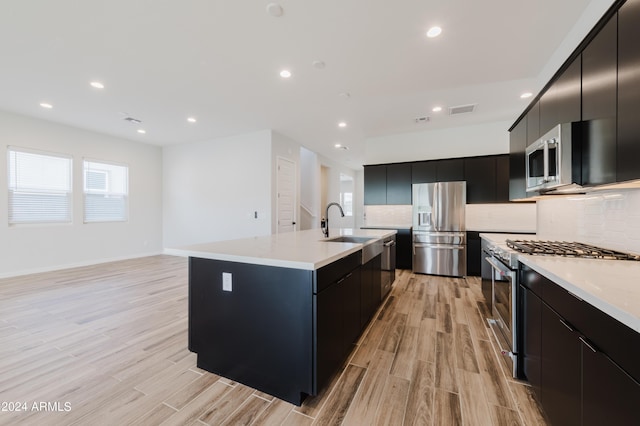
[381,235,396,298]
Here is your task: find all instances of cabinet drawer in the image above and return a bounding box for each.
[315,251,361,293]
[543,277,640,382]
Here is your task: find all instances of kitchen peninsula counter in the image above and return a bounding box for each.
[168,228,395,270]
[176,228,395,406]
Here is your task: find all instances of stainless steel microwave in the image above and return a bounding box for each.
[525,123,576,193]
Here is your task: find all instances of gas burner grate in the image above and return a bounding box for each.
[505,240,640,261]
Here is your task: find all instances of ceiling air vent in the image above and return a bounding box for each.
[414,116,430,124]
[448,104,476,115]
[123,117,143,125]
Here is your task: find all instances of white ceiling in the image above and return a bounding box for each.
[0,0,608,169]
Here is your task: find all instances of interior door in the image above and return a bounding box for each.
[276,157,296,233]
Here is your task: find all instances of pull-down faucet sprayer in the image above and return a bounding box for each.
[322,202,345,237]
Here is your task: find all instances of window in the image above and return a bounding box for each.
[339,173,354,216]
[7,147,72,224]
[83,160,128,223]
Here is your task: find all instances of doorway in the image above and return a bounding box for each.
[276,157,297,233]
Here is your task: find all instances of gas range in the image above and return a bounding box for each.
[505,240,640,262]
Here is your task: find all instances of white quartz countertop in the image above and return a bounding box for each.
[166,228,396,271]
[480,233,640,333]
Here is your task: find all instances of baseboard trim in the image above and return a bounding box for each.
[0,250,165,279]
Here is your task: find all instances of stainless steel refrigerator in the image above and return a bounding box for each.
[412,181,466,277]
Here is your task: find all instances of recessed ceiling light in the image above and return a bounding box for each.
[338,121,347,128]
[137,129,146,134]
[266,3,284,17]
[280,69,292,78]
[187,117,197,123]
[39,102,53,109]
[432,106,443,112]
[520,92,533,99]
[90,81,104,89]
[426,26,442,38]
[334,143,342,148]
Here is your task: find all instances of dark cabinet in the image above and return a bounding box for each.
[520,264,640,425]
[395,228,412,270]
[526,101,540,146]
[617,0,640,182]
[464,157,496,203]
[582,14,617,185]
[495,155,509,202]
[343,269,361,353]
[386,163,412,205]
[436,158,464,182]
[466,232,481,277]
[539,57,581,136]
[540,303,581,426]
[363,165,387,205]
[411,161,436,184]
[519,285,541,396]
[509,118,528,200]
[364,164,411,205]
[316,277,344,391]
[581,340,640,426]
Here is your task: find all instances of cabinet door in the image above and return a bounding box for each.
[466,232,481,277]
[316,281,344,391]
[495,155,509,202]
[364,165,387,205]
[360,260,373,329]
[395,229,412,270]
[436,158,464,182]
[540,303,581,426]
[343,269,361,354]
[582,15,617,185]
[509,118,528,200]
[540,57,581,136]
[386,163,412,205]
[526,101,540,146]
[581,339,640,426]
[617,0,640,182]
[411,161,436,184]
[464,156,496,204]
[520,285,542,397]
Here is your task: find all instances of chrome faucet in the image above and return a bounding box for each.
[322,202,345,237]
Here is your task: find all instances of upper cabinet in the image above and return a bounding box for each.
[465,156,496,203]
[509,119,528,200]
[385,164,412,205]
[411,161,436,184]
[363,165,386,205]
[617,0,640,183]
[436,158,465,182]
[363,163,411,205]
[526,101,540,146]
[539,56,581,136]
[582,14,617,186]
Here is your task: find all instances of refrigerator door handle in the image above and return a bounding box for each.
[433,183,441,231]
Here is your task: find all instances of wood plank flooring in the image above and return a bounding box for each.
[0,255,547,425]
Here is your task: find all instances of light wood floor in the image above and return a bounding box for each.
[0,255,547,425]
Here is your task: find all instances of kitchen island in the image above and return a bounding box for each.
[169,228,395,405]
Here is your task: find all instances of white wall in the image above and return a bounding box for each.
[365,120,511,165]
[0,110,163,277]
[299,147,320,230]
[163,130,272,248]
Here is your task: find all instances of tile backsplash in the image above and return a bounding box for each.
[363,205,412,227]
[537,188,640,254]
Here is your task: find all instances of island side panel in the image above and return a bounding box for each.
[188,257,314,405]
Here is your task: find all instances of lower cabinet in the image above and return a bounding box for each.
[540,303,581,426]
[520,263,640,425]
[581,341,640,426]
[316,278,345,391]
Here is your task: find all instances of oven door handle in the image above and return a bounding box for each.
[485,257,514,278]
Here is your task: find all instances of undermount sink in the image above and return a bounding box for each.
[322,235,383,264]
[323,236,375,244]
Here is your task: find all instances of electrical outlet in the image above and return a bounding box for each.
[222,272,232,291]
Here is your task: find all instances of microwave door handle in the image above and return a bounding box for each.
[543,139,550,182]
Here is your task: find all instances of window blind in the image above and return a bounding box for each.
[7,147,73,224]
[83,160,128,223]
